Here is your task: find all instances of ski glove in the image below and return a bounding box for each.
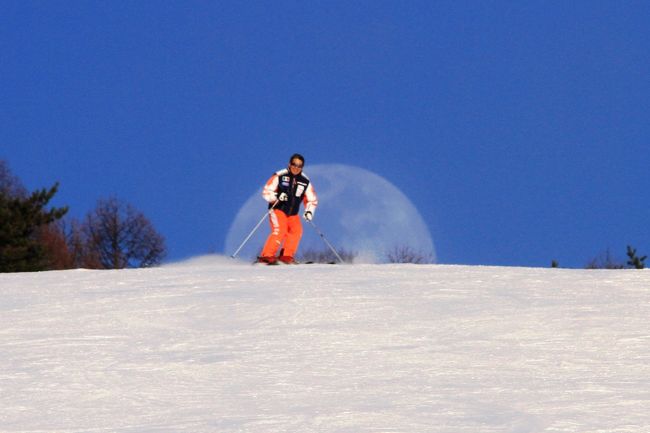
[277,192,288,202]
[303,211,313,221]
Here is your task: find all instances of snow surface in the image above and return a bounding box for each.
[1,256,649,432]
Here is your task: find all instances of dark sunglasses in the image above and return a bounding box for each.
[290,162,303,169]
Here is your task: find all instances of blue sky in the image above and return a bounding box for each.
[2,1,649,268]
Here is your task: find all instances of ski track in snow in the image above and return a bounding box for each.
[1,257,649,432]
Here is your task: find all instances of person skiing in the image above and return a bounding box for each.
[257,153,318,264]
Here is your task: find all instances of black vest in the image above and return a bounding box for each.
[270,169,311,216]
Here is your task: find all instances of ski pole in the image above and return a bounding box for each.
[231,201,278,259]
[306,219,345,264]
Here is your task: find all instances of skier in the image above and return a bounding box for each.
[257,153,318,264]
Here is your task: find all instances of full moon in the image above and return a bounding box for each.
[224,164,436,263]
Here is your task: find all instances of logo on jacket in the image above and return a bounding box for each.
[296,184,305,197]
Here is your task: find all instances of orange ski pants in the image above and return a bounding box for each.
[260,209,303,258]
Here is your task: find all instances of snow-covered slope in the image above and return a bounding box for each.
[1,257,649,432]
